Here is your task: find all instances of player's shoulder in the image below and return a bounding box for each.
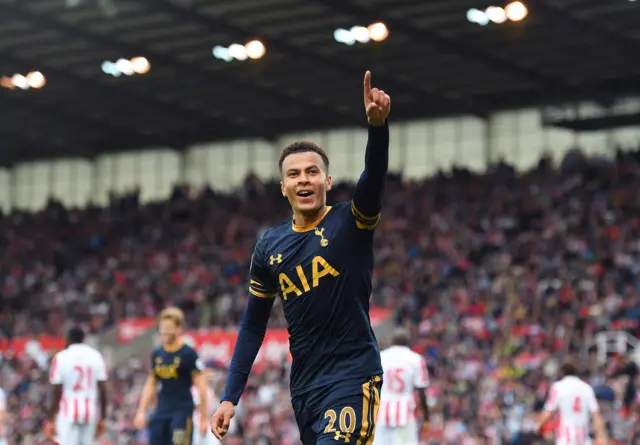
[51,348,67,363]
[181,343,198,356]
[152,346,165,357]
[383,345,423,362]
[87,345,105,361]
[576,378,595,392]
[255,224,288,250]
[330,201,352,215]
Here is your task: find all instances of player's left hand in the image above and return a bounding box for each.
[43,420,56,440]
[363,70,390,127]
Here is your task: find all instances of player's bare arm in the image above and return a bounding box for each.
[0,392,7,439]
[351,71,391,227]
[0,410,4,439]
[134,374,156,430]
[96,380,108,438]
[192,371,209,436]
[45,384,62,438]
[536,409,553,434]
[417,387,430,437]
[592,412,609,445]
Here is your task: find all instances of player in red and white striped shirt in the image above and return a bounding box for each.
[373,328,429,445]
[537,361,608,445]
[191,369,221,445]
[45,327,108,445]
[0,387,7,445]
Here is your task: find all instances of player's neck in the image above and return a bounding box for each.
[164,339,184,353]
[293,205,327,228]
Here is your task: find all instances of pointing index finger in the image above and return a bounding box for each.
[364,70,371,97]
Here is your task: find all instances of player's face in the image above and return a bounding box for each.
[158,319,181,346]
[280,151,332,215]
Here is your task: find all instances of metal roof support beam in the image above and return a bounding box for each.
[0,128,64,166]
[325,0,612,106]
[536,1,640,57]
[0,81,145,142]
[133,0,490,118]
[0,3,343,127]
[0,51,238,145]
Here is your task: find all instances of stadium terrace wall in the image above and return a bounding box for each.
[1,105,640,212]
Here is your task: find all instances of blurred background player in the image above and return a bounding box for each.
[211,71,391,444]
[373,327,429,445]
[135,307,209,445]
[191,368,220,445]
[537,361,609,445]
[44,326,108,445]
[0,386,6,445]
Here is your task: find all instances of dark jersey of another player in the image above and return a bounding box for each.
[222,123,389,402]
[150,343,204,417]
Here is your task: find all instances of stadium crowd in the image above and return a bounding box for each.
[1,146,640,444]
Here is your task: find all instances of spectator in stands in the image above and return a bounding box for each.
[0,146,639,444]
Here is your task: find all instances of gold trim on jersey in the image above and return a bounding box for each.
[358,375,381,445]
[291,206,333,232]
[163,341,184,353]
[351,201,380,230]
[249,279,277,299]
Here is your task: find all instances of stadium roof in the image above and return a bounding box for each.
[0,0,639,164]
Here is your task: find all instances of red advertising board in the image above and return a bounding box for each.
[118,306,391,344]
[1,307,391,364]
[0,335,65,354]
[117,317,155,343]
[183,329,291,366]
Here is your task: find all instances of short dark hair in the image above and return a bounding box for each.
[67,326,85,345]
[279,141,330,174]
[559,361,579,378]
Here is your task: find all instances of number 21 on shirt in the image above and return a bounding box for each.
[72,365,93,392]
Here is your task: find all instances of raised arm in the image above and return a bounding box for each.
[212,236,278,439]
[351,71,391,228]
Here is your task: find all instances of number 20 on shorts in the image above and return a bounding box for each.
[324,407,356,441]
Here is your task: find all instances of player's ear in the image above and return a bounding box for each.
[280,180,286,197]
[325,175,332,191]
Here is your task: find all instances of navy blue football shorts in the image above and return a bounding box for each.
[148,411,193,445]
[292,375,382,445]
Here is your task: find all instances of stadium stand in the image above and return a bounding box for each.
[2,1,640,444]
[1,147,640,444]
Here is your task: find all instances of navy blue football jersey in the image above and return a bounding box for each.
[150,343,204,416]
[249,200,383,396]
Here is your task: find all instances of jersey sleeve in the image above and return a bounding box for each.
[191,386,200,405]
[0,389,6,411]
[248,235,278,299]
[351,123,389,230]
[413,356,429,389]
[544,383,559,412]
[587,386,599,413]
[49,353,63,385]
[186,347,205,375]
[95,353,108,382]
